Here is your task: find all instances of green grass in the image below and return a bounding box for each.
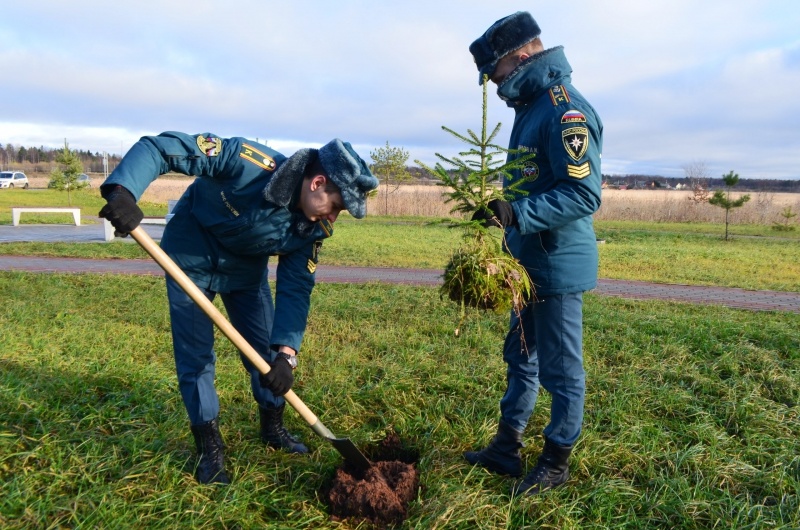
[2,217,799,291]
[0,188,165,223]
[597,220,800,239]
[595,229,800,291]
[1,273,798,528]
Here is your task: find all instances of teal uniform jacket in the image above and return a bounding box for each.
[498,46,603,295]
[103,131,333,351]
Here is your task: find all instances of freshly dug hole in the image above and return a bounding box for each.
[325,433,420,527]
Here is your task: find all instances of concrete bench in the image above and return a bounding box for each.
[12,207,81,226]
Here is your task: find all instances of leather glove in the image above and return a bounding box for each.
[259,355,294,396]
[471,199,516,228]
[99,185,144,236]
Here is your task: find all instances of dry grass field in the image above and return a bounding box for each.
[27,175,800,225]
[371,185,800,224]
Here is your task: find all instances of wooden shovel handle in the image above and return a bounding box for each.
[129,226,319,427]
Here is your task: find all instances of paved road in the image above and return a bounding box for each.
[2,222,799,313]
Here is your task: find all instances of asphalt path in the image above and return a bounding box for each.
[2,222,799,314]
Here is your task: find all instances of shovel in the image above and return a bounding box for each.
[129,226,370,470]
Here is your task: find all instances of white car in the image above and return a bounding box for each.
[76,173,91,188]
[0,171,29,189]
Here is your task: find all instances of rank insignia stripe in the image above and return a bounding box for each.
[561,110,586,124]
[197,136,222,157]
[240,143,276,171]
[567,162,591,179]
[307,259,317,274]
[549,85,571,106]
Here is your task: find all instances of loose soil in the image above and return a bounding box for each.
[325,433,420,528]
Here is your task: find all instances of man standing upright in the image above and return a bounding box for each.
[464,12,603,496]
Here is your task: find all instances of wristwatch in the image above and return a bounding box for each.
[277,352,298,370]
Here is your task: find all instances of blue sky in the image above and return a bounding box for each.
[1,0,799,179]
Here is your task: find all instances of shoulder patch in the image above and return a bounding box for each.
[549,85,571,106]
[240,143,276,171]
[562,126,589,161]
[561,110,586,124]
[197,135,222,157]
[567,161,591,179]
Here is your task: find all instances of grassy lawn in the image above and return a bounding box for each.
[0,188,166,223]
[597,219,800,239]
[1,273,798,528]
[594,229,800,291]
[2,216,799,291]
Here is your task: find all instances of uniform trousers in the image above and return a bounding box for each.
[166,276,282,426]
[500,292,585,446]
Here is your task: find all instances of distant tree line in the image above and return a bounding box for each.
[415,169,800,193]
[2,139,798,193]
[601,173,800,193]
[0,142,122,174]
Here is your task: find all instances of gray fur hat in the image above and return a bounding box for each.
[469,11,541,85]
[264,138,378,219]
[318,139,378,219]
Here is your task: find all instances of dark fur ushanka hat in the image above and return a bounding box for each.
[264,139,378,219]
[469,11,541,85]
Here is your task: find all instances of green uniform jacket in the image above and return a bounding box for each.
[498,46,603,295]
[103,131,333,351]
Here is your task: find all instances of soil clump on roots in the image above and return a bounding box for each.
[325,433,420,527]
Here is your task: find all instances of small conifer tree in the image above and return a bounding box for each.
[49,140,86,206]
[772,206,797,232]
[416,76,536,332]
[708,170,750,240]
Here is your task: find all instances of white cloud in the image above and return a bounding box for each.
[0,0,799,179]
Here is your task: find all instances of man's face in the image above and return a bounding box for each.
[299,175,345,223]
[490,53,525,85]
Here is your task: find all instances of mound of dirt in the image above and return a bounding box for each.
[326,433,420,527]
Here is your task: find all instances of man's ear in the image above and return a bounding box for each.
[309,174,327,192]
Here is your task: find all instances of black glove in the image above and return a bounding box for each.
[99,185,144,236]
[471,199,516,228]
[259,355,294,396]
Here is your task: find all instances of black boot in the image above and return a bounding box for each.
[259,404,309,454]
[190,418,231,485]
[512,437,572,496]
[464,419,524,477]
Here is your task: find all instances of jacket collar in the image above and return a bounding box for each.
[262,148,312,208]
[496,46,572,106]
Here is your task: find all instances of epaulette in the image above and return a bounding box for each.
[318,220,333,237]
[549,85,571,106]
[240,143,276,171]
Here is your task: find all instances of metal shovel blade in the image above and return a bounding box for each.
[308,419,371,470]
[330,437,371,469]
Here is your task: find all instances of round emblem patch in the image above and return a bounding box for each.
[523,162,540,181]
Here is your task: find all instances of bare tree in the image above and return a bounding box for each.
[370,141,413,215]
[683,160,711,204]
